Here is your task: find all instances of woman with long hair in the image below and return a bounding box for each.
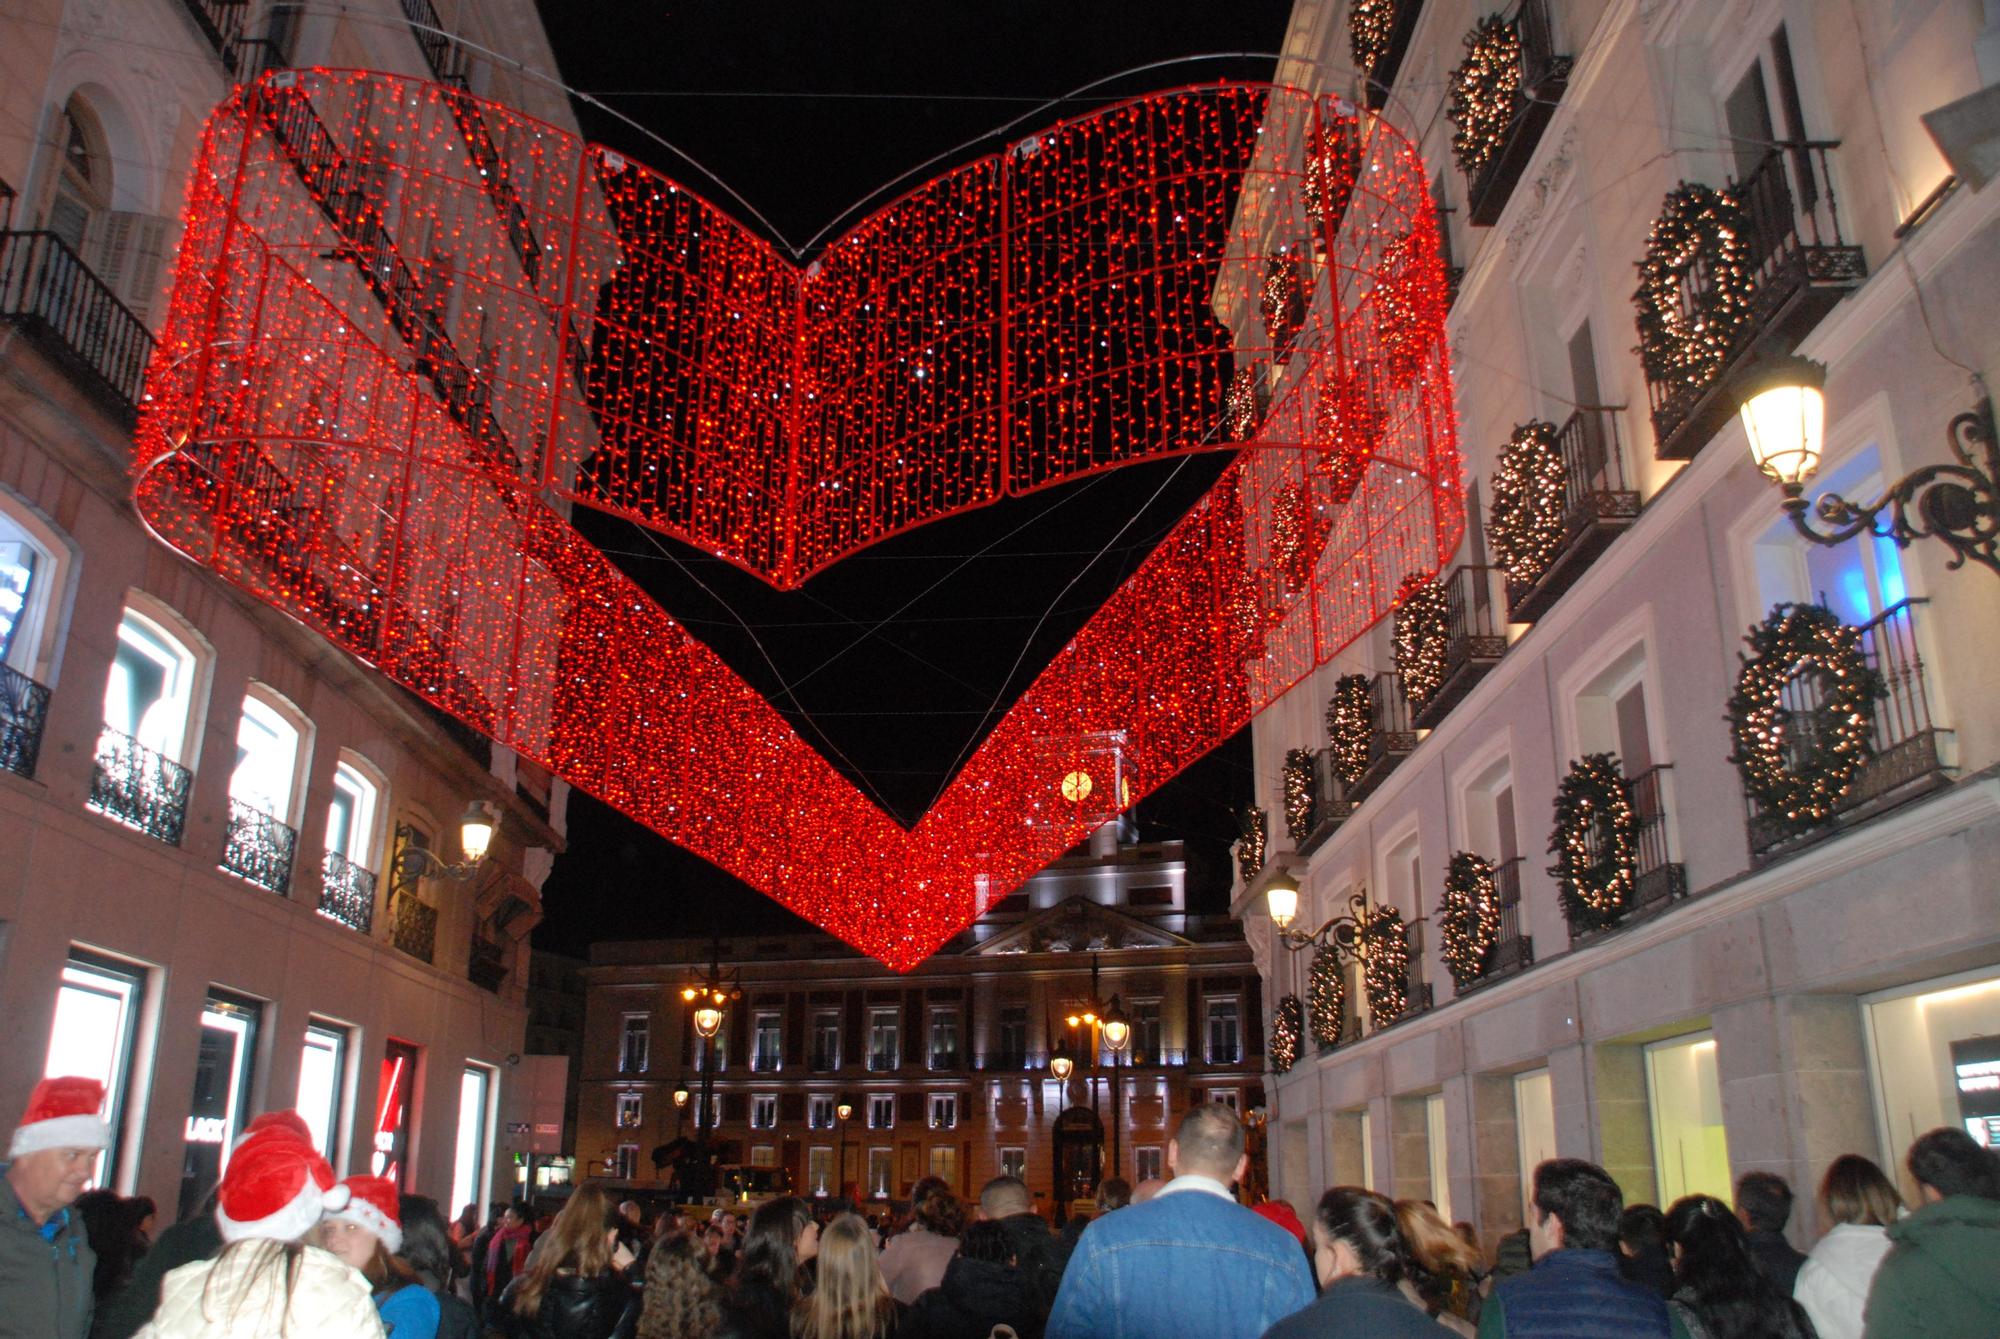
[319,1177,440,1339]
[1392,1200,1481,1335]
[497,1184,639,1339]
[877,1185,963,1305]
[1793,1156,1903,1339]
[791,1214,895,1339]
[717,1198,818,1339]
[636,1233,723,1339]
[397,1195,481,1339]
[1663,1195,1814,1339]
[1260,1187,1448,1338]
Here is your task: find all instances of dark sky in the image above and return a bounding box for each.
[530,0,1298,957]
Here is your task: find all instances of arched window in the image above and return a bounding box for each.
[0,493,68,681]
[326,757,381,866]
[102,607,198,763]
[229,691,304,823]
[48,95,111,254]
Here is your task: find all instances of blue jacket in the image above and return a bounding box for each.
[1047,1186,1315,1339]
[1478,1248,1684,1339]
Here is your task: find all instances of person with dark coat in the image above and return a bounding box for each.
[1733,1172,1807,1297]
[466,1202,506,1318]
[1259,1187,1451,1339]
[1619,1204,1677,1299]
[494,1186,638,1339]
[399,1195,480,1339]
[901,1221,1045,1339]
[0,1077,108,1339]
[1661,1195,1813,1339]
[975,1178,1065,1326]
[1861,1127,2000,1339]
[715,1197,817,1339]
[485,1202,536,1327]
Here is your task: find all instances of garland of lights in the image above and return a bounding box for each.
[1447,16,1523,177]
[1271,995,1304,1073]
[1727,604,1885,831]
[1362,905,1412,1026]
[1350,0,1397,75]
[1225,366,1266,441]
[1489,420,1567,585]
[1393,573,1452,712]
[1373,232,1436,392]
[1308,942,1345,1047]
[1263,251,1307,351]
[1238,806,1270,882]
[1283,748,1319,842]
[1634,182,1756,394]
[1273,482,1330,595]
[1325,674,1373,785]
[1547,753,1639,934]
[1438,851,1501,988]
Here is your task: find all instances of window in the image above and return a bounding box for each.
[614,1144,637,1180]
[997,1005,1028,1062]
[868,1008,899,1071]
[1425,1092,1453,1222]
[1000,1147,1026,1179]
[869,1094,895,1130]
[868,1147,894,1197]
[694,1030,727,1074]
[325,759,381,865]
[1204,998,1242,1064]
[616,1092,642,1129]
[929,1009,960,1069]
[452,1066,495,1214]
[1514,1069,1558,1217]
[373,1039,420,1188]
[808,1146,833,1194]
[809,1095,835,1130]
[102,607,199,762]
[752,1012,782,1072]
[43,950,146,1186]
[1130,1000,1162,1063]
[928,1145,958,1182]
[1134,1146,1163,1182]
[619,1015,649,1073]
[180,991,263,1220]
[1751,445,1908,626]
[1645,1033,1731,1204]
[297,1022,348,1166]
[229,693,303,823]
[751,1094,777,1130]
[751,1145,777,1167]
[1863,971,2000,1168]
[47,96,110,255]
[0,499,64,679]
[1211,1089,1240,1112]
[929,1093,958,1130]
[811,1010,841,1070]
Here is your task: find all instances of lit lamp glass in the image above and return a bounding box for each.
[1102,999,1131,1053]
[672,1085,690,1108]
[1049,1051,1074,1081]
[680,986,700,1003]
[835,1101,854,1122]
[1739,356,1827,488]
[458,803,495,863]
[692,1004,724,1038]
[1266,873,1300,931]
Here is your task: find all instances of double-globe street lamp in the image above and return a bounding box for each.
[679,941,740,1204]
[1048,956,1132,1187]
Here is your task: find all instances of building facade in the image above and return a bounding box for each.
[577,832,1267,1213]
[0,0,577,1216]
[1235,0,2000,1256]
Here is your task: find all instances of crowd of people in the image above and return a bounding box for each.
[5,1074,1997,1339]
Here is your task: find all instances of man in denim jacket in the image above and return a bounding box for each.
[1047,1104,1314,1339]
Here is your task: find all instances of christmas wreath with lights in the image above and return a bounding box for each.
[1350,0,1397,76]
[1309,942,1345,1046]
[1283,747,1319,842]
[1274,482,1330,595]
[1306,119,1363,235]
[1263,251,1307,351]
[1373,230,1437,391]
[1439,851,1501,988]
[1225,365,1267,441]
[1272,994,1304,1073]
[1727,603,1886,831]
[1362,905,1412,1025]
[1237,805,1268,882]
[1316,381,1383,504]
[1393,573,1451,711]
[1448,15,1523,177]
[1547,753,1638,934]
[1326,674,1373,785]
[1634,182,1756,394]
[1489,420,1566,585]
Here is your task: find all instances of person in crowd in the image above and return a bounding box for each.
[396,1197,479,1339]
[1047,1104,1314,1339]
[1477,1158,1682,1339]
[900,1220,1044,1339]
[1259,1187,1451,1339]
[716,1197,818,1339]
[2,1075,111,1339]
[495,1185,638,1339]
[1860,1127,2000,1339]
[484,1203,535,1326]
[1733,1173,1807,1296]
[635,1233,721,1339]
[1095,1179,1131,1215]
[1619,1204,1676,1299]
[1395,1199,1481,1335]
[616,1204,645,1257]
[972,1178,1064,1324]
[318,1176,440,1339]
[789,1213,896,1339]
[465,1204,506,1314]
[877,1183,961,1306]
[450,1207,479,1252]
[1252,1200,1308,1249]
[1661,1195,1812,1339]
[1792,1155,1901,1339]
[75,1190,155,1301]
[1486,1228,1531,1286]
[133,1123,383,1338]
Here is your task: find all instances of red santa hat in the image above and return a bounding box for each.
[10,1076,110,1159]
[214,1127,349,1244]
[1252,1198,1308,1244]
[324,1175,402,1255]
[232,1109,316,1152]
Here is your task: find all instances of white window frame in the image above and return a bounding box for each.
[808,1145,834,1195]
[103,598,210,766]
[868,1008,900,1071]
[618,1013,649,1074]
[750,1094,777,1130]
[1204,996,1242,1065]
[325,754,385,867]
[927,1144,958,1181]
[811,1010,841,1070]
[999,1146,1026,1179]
[1134,1145,1164,1182]
[230,686,312,827]
[809,1094,835,1130]
[929,1092,958,1130]
[0,485,78,684]
[752,1011,783,1073]
[298,1019,350,1171]
[869,1093,895,1130]
[867,1146,894,1197]
[44,947,150,1190]
[616,1091,642,1129]
[928,1007,961,1070]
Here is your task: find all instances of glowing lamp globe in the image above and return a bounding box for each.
[692,1004,724,1038]
[1738,356,1827,488]
[836,1101,854,1122]
[1050,1053,1074,1081]
[672,1085,690,1108]
[1265,873,1301,930]
[458,803,495,863]
[1102,999,1131,1052]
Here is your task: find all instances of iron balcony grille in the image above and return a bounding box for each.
[1744,599,1952,861]
[318,849,377,933]
[1411,565,1510,729]
[399,0,471,86]
[1348,671,1418,803]
[1486,856,1536,982]
[1504,406,1641,622]
[0,230,155,417]
[751,1055,782,1073]
[391,893,439,963]
[1,664,53,780]
[1296,748,1359,855]
[867,1051,898,1072]
[221,798,299,894]
[1626,763,1688,919]
[1464,0,1574,225]
[88,728,192,845]
[973,1050,1035,1071]
[809,1049,840,1072]
[174,0,251,74]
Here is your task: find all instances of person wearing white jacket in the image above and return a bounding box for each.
[135,1125,383,1339]
[1793,1154,1904,1339]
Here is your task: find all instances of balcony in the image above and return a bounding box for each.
[1486,856,1536,981]
[318,850,376,933]
[866,1051,898,1073]
[468,936,508,993]
[973,1050,1037,1072]
[1296,749,1359,856]
[1744,600,1952,862]
[751,1054,783,1074]
[0,230,155,420]
[399,0,471,85]
[1463,0,1573,225]
[88,728,192,845]
[928,1049,962,1072]
[1,664,52,780]
[1614,763,1688,928]
[391,892,439,963]
[1409,565,1509,730]
[1503,407,1641,622]
[1647,143,1867,460]
[221,799,298,895]
[1347,672,1419,803]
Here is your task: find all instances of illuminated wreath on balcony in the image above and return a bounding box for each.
[1727,603,1886,831]
[1272,994,1303,1073]
[1305,119,1363,234]
[1316,381,1384,504]
[1439,851,1501,988]
[1309,942,1345,1046]
[1634,182,1756,394]
[1489,420,1566,585]
[1225,365,1267,441]
[1283,747,1319,842]
[1362,905,1412,1026]
[1274,482,1330,595]
[1448,15,1523,177]
[1548,753,1638,934]
[1393,573,1451,712]
[1373,231,1437,391]
[1263,250,1307,350]
[1237,805,1269,882]
[1350,0,1397,76]
[1325,673,1373,785]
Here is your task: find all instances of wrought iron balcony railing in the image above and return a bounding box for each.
[751,1054,783,1073]
[1744,599,1952,861]
[1485,856,1535,981]
[1464,0,1573,225]
[1626,763,1688,920]
[391,892,439,963]
[88,728,192,845]
[0,664,52,780]
[0,230,155,418]
[221,798,298,894]
[1297,747,1359,855]
[809,1049,841,1072]
[928,1049,961,1071]
[1504,406,1641,622]
[1410,565,1510,729]
[866,1051,898,1073]
[1348,671,1418,803]
[399,0,471,85]
[318,849,376,932]
[972,1050,1038,1071]
[174,0,252,74]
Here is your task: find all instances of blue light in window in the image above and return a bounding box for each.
[1873,534,1907,610]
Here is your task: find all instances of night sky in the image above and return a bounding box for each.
[530,1,1298,957]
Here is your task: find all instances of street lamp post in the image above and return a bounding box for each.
[680,938,739,1204]
[1102,995,1131,1181]
[835,1099,854,1199]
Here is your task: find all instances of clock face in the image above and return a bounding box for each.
[1060,770,1094,803]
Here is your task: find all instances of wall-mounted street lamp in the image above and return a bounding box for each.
[388,801,498,897]
[1262,870,1379,956]
[1739,356,1998,578]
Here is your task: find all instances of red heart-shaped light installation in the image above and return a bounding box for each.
[134,71,1461,968]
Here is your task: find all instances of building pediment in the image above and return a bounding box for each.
[968,895,1189,955]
